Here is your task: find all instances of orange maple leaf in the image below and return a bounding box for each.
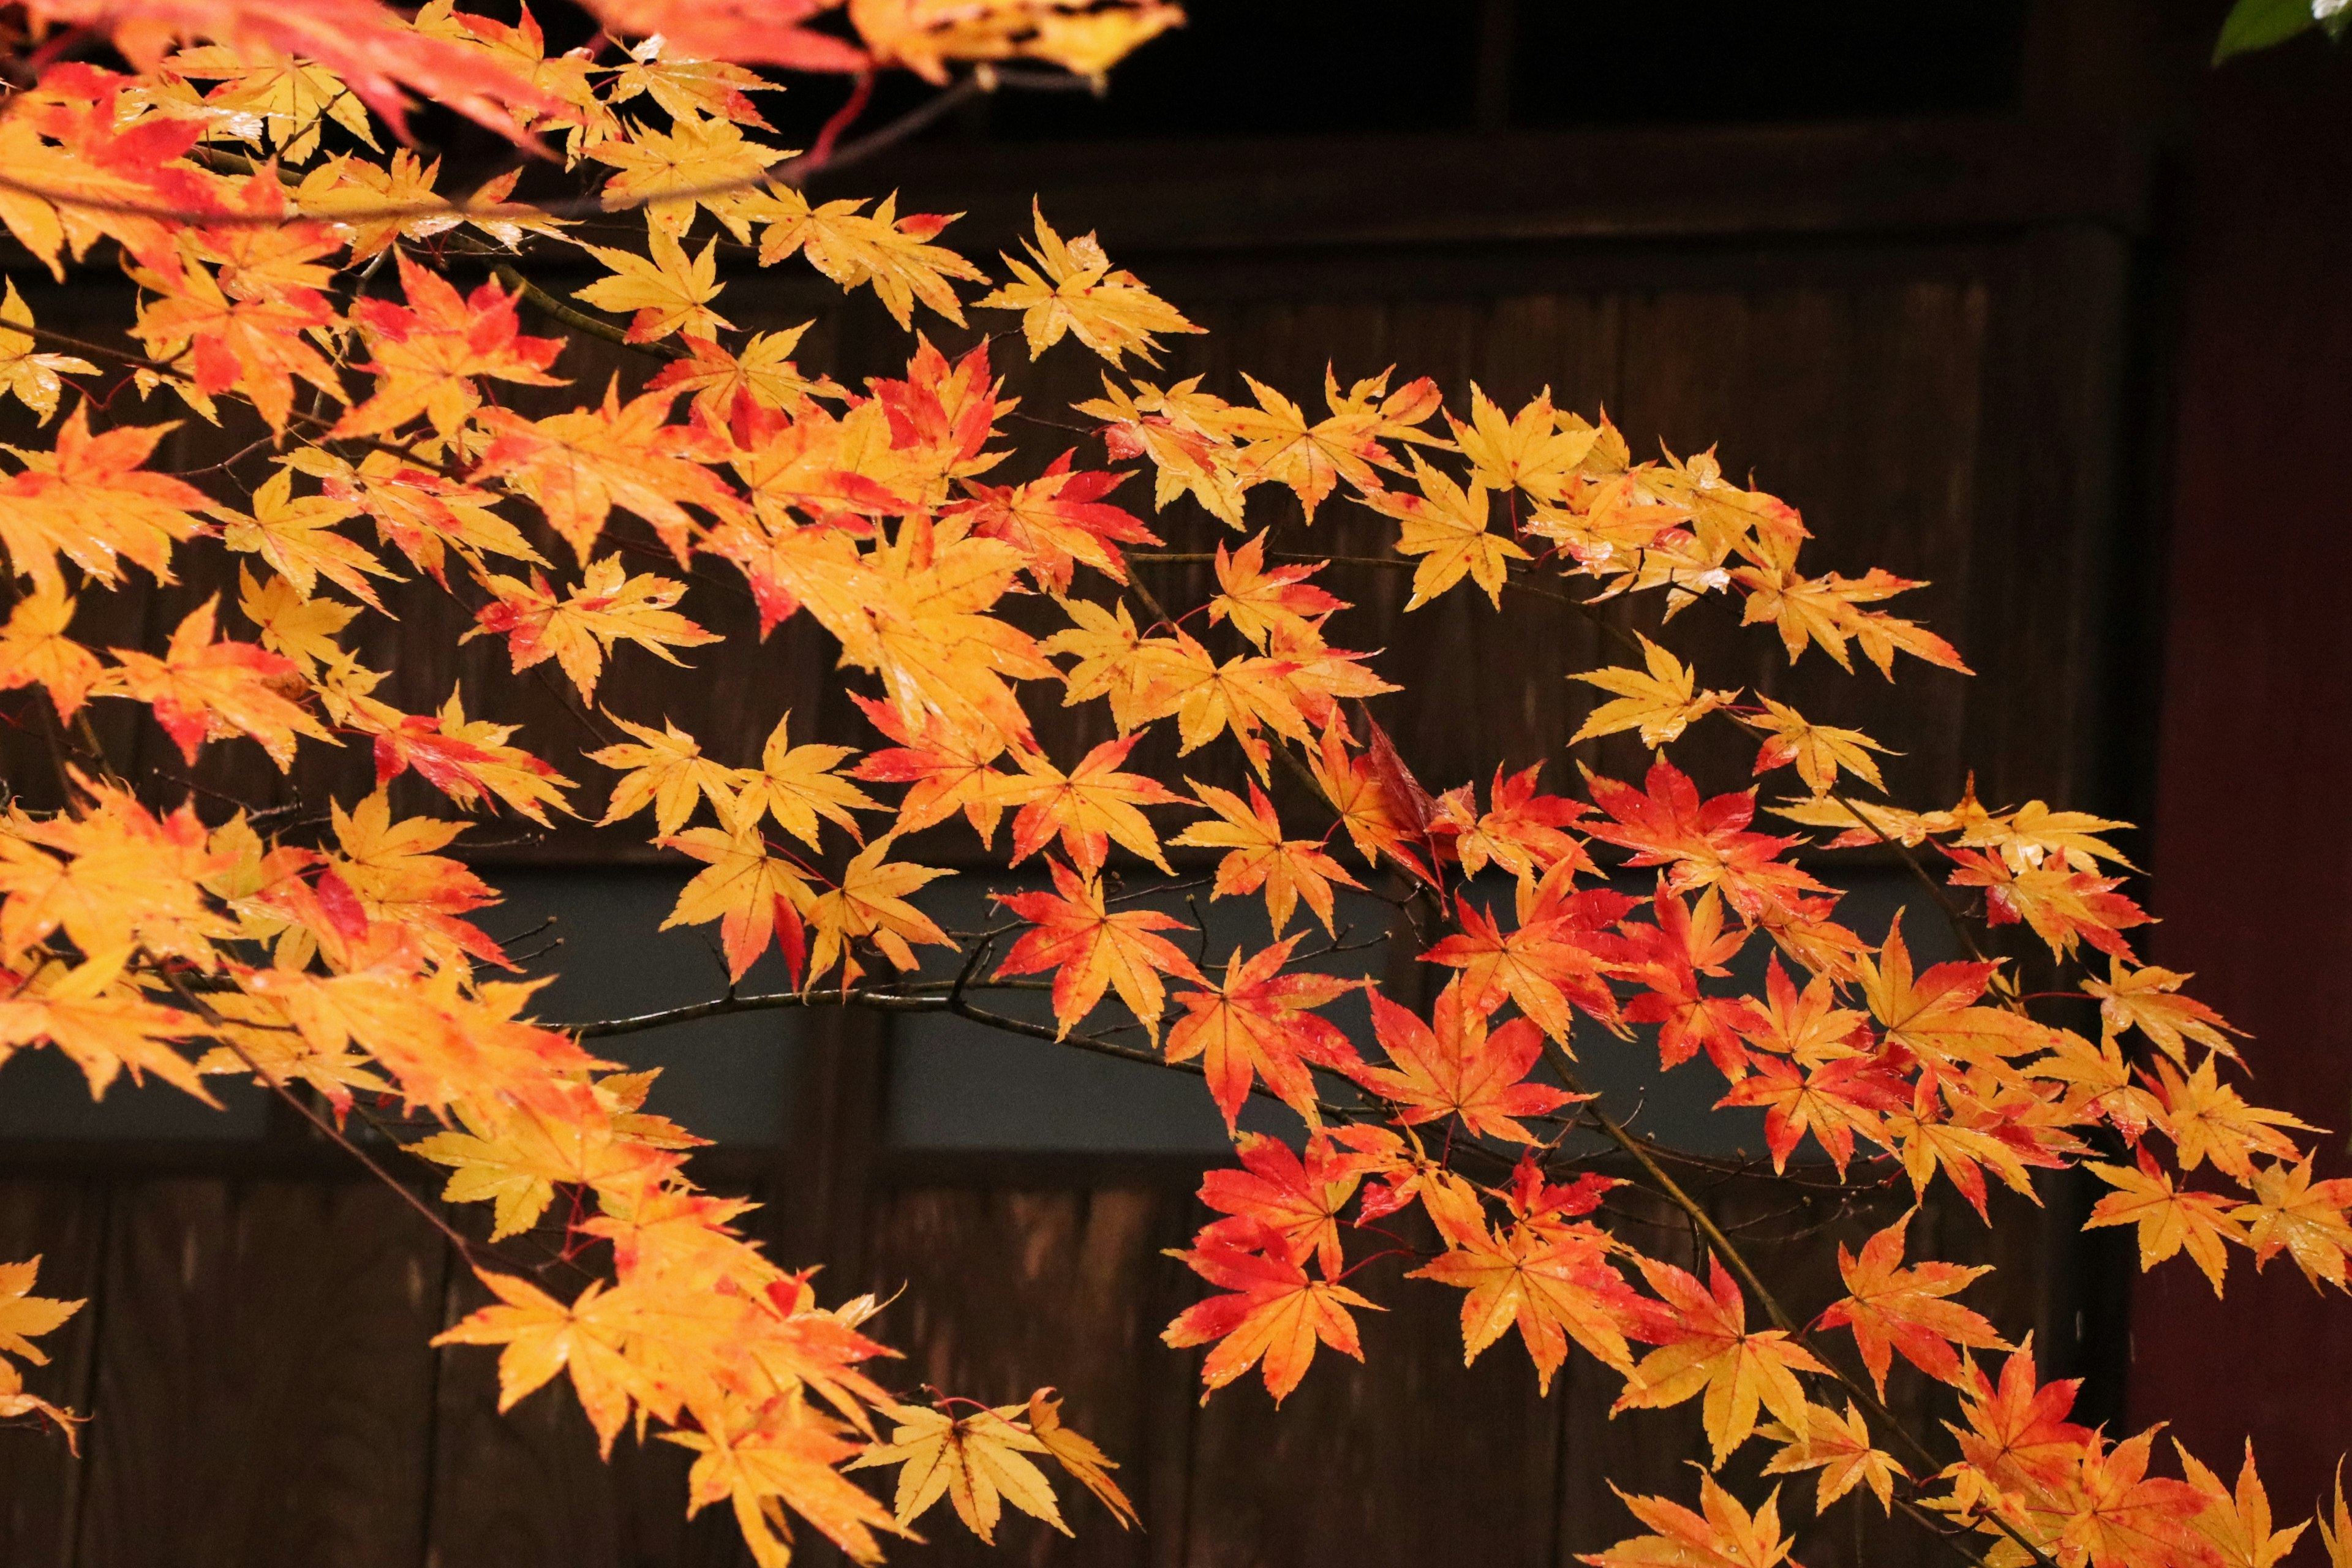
[1162,1216,1379,1404]
[1165,936,1362,1130]
[1614,1256,1828,1466]
[1351,979,1580,1144]
[1170,778,1362,938]
[109,595,334,769]
[991,859,1203,1043]
[1812,1210,2006,1396]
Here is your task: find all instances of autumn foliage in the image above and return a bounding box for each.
[0,6,2337,1568]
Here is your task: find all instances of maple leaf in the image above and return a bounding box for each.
[1207,531,1344,650]
[1616,888,1767,1077]
[1853,913,2042,1075]
[1748,696,1890,795]
[2176,1440,2306,1568]
[287,446,546,590]
[1440,762,1591,880]
[1757,1401,1905,1513]
[1812,1210,2006,1396]
[1947,846,2151,962]
[729,712,883,848]
[1199,1130,1388,1279]
[1003,736,1183,876]
[1451,385,1600,503]
[649,328,845,427]
[1717,1053,1904,1174]
[2087,1149,2245,1296]
[2236,1156,2352,1289]
[126,205,345,434]
[433,1268,646,1456]
[1422,876,1635,1046]
[477,380,744,564]
[0,1255,83,1370]
[1306,721,1414,871]
[944,451,1156,594]
[666,1393,905,1568]
[410,1090,684,1242]
[0,279,94,424]
[1351,979,1579,1144]
[1162,1216,1379,1403]
[978,200,1202,366]
[1171,778,1361,937]
[1583,759,1831,925]
[801,836,953,990]
[992,859,1203,1043]
[1024,1389,1138,1530]
[325,790,510,968]
[0,957,216,1103]
[2082,960,2244,1066]
[222,466,397,611]
[849,1400,1069,1543]
[333,254,565,441]
[753,184,986,329]
[849,691,1010,842]
[0,579,102,720]
[467,557,720,704]
[356,681,575,826]
[587,109,786,240]
[2146,1054,2311,1182]
[0,403,213,596]
[589,713,740,835]
[108,594,334,769]
[660,824,815,985]
[1410,1213,1642,1392]
[1571,630,1740,752]
[1224,367,1444,521]
[575,221,733,343]
[1166,937,1362,1129]
[1365,450,1530,609]
[1614,1256,1828,1466]
[1578,1474,1799,1568]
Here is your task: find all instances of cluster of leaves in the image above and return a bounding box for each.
[0,5,2342,1568]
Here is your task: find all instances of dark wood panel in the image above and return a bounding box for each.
[70,1180,448,1568]
[0,1178,107,1568]
[422,1263,748,1568]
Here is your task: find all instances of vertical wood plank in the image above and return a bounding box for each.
[0,1177,108,1568]
[72,1180,448,1568]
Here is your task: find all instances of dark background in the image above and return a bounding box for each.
[2,1,2349,1563]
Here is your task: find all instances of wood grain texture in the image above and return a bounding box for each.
[0,1177,107,1568]
[70,1179,448,1568]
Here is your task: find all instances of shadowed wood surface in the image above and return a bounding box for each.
[0,93,2170,1568]
[0,1156,2047,1568]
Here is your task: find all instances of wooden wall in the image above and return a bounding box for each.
[0,1149,2064,1568]
[0,112,2166,1568]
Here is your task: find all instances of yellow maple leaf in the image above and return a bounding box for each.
[1366,450,1530,609]
[466,556,721,704]
[0,579,102,719]
[728,712,883,848]
[802,836,954,990]
[1569,634,1738,749]
[848,1400,1071,1544]
[589,712,741,835]
[432,1269,645,1455]
[222,466,399,611]
[589,110,786,239]
[977,200,1202,366]
[0,279,94,424]
[752,184,987,329]
[1747,696,1888,794]
[574,219,733,344]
